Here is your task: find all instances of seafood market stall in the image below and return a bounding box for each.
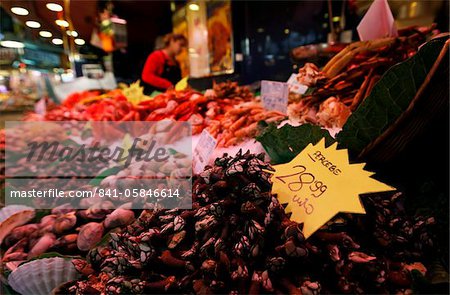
[0,1,449,295]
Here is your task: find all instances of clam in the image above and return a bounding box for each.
[54,233,78,252]
[39,214,57,232]
[3,223,39,247]
[77,222,104,251]
[8,257,81,295]
[0,205,35,245]
[53,212,77,234]
[28,233,57,259]
[104,209,135,229]
[2,238,28,262]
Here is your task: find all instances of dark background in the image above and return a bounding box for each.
[111,0,360,84]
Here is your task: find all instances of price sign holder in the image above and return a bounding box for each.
[261,80,289,113]
[287,73,308,95]
[193,129,217,174]
[268,138,394,238]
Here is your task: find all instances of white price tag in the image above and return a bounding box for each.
[193,129,217,174]
[287,73,308,95]
[261,80,288,114]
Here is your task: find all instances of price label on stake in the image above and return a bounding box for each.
[269,138,395,238]
[261,80,289,113]
[193,129,217,174]
[287,73,308,95]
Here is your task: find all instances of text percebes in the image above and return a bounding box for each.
[308,150,341,175]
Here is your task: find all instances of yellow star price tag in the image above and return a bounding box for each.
[270,138,395,239]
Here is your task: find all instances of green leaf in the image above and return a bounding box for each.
[95,228,117,247]
[256,123,335,164]
[33,209,52,223]
[150,90,163,97]
[304,87,316,96]
[337,37,448,154]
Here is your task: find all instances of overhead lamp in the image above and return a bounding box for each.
[74,38,85,45]
[55,19,69,27]
[11,7,29,16]
[0,40,25,48]
[25,21,41,28]
[52,38,63,45]
[46,3,63,12]
[66,30,78,37]
[188,3,200,11]
[39,31,53,38]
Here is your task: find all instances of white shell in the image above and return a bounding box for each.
[8,257,81,295]
[0,205,34,222]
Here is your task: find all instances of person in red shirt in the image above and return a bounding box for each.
[141,33,187,94]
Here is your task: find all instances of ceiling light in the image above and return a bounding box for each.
[188,3,200,11]
[0,40,25,48]
[52,38,63,45]
[55,19,69,27]
[25,21,41,28]
[46,3,63,12]
[11,7,29,16]
[66,30,78,37]
[39,31,53,38]
[74,38,85,45]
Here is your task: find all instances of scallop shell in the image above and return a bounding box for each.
[8,257,81,295]
[0,205,34,222]
[0,205,35,245]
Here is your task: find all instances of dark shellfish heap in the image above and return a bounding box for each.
[58,151,437,294]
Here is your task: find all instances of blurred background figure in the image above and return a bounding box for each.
[141,33,187,94]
